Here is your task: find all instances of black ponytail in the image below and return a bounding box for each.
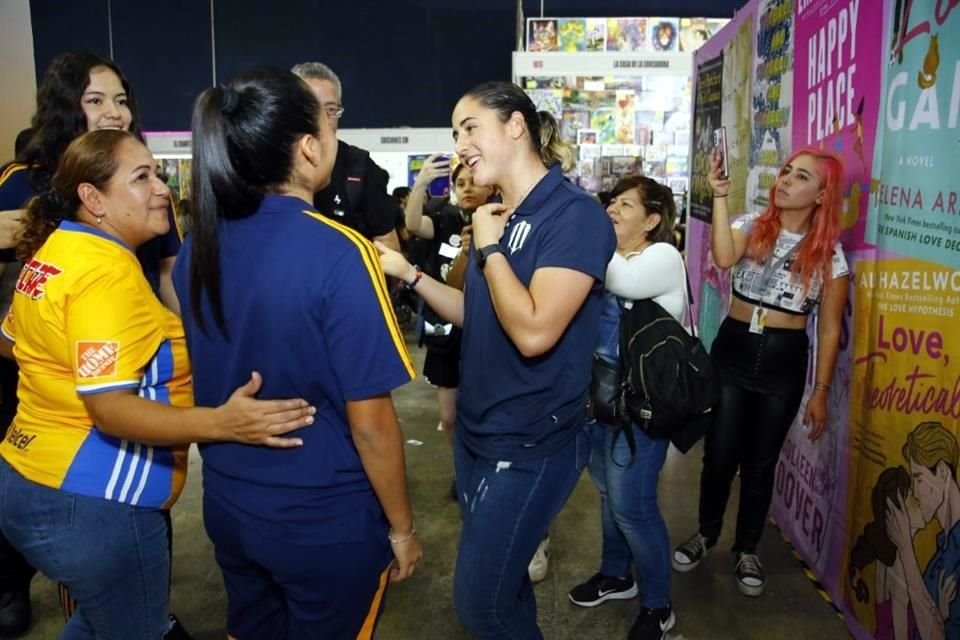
[189,68,320,337]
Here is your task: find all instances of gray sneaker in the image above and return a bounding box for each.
[672,532,715,572]
[735,553,765,597]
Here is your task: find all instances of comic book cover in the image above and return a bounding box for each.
[644,160,666,178]
[590,108,616,144]
[666,154,688,177]
[614,91,636,144]
[527,89,563,120]
[561,109,590,143]
[576,129,598,145]
[558,18,587,52]
[650,18,680,52]
[611,156,641,176]
[527,19,558,52]
[585,18,606,51]
[680,18,711,52]
[177,159,192,202]
[606,18,646,52]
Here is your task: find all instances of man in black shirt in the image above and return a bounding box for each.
[292,62,400,250]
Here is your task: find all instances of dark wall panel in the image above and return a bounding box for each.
[111,0,212,131]
[213,0,516,128]
[30,0,111,86]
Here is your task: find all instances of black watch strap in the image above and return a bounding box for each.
[476,244,505,269]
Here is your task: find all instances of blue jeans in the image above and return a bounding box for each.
[453,428,590,639]
[0,458,170,640]
[589,421,671,609]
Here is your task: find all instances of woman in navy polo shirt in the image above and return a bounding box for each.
[377,81,615,639]
[174,68,421,639]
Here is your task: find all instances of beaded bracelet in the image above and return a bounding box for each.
[388,524,417,544]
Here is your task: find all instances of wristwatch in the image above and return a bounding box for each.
[476,244,505,269]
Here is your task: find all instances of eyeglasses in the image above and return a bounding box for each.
[324,106,345,119]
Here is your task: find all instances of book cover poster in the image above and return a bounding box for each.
[690,55,723,223]
[161,159,181,199]
[649,18,680,52]
[561,109,590,143]
[527,19,558,52]
[586,18,606,51]
[590,108,616,144]
[527,89,563,120]
[680,18,711,52]
[177,160,192,202]
[577,129,598,145]
[606,18,647,52]
[614,91,637,144]
[558,18,587,52]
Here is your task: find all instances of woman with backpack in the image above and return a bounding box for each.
[567,176,686,640]
[672,147,848,597]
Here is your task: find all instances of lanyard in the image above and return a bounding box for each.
[749,239,801,308]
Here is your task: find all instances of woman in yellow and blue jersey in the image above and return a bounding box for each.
[0,51,185,637]
[0,129,315,640]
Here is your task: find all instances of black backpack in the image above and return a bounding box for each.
[616,277,720,454]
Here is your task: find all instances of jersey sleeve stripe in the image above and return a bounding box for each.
[0,163,28,188]
[302,211,415,379]
[76,380,142,395]
[1,324,14,343]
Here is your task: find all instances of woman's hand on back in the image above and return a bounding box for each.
[375,241,416,283]
[213,371,315,447]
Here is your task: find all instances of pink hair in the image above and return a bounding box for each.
[745,147,844,295]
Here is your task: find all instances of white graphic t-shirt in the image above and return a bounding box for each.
[730,212,849,315]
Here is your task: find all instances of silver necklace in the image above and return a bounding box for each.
[508,176,542,209]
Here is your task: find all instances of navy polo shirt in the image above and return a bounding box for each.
[173,194,414,542]
[457,164,615,460]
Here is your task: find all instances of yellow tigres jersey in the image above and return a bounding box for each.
[1,221,191,509]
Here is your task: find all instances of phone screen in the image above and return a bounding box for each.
[428,155,451,197]
[712,127,729,179]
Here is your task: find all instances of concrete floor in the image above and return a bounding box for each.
[23,338,851,639]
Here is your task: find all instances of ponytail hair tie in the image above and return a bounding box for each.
[220,87,240,115]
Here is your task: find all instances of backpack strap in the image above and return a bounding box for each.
[683,265,698,338]
[612,296,638,467]
[342,144,369,230]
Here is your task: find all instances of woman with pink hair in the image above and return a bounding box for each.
[672,147,850,597]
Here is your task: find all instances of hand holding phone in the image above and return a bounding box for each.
[413,153,452,197]
[712,127,728,179]
[709,127,731,198]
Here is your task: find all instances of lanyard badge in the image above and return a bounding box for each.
[749,306,768,334]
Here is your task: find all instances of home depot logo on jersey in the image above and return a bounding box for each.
[76,341,119,378]
[16,258,63,300]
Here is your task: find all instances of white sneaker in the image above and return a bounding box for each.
[528,536,550,583]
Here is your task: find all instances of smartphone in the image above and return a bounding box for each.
[428,155,451,197]
[712,127,728,179]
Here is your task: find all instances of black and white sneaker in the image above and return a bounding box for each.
[735,552,765,597]
[672,532,715,572]
[568,573,639,607]
[628,605,676,640]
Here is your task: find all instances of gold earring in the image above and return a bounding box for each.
[96,214,104,224]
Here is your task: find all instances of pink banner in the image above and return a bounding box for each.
[791,0,883,251]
